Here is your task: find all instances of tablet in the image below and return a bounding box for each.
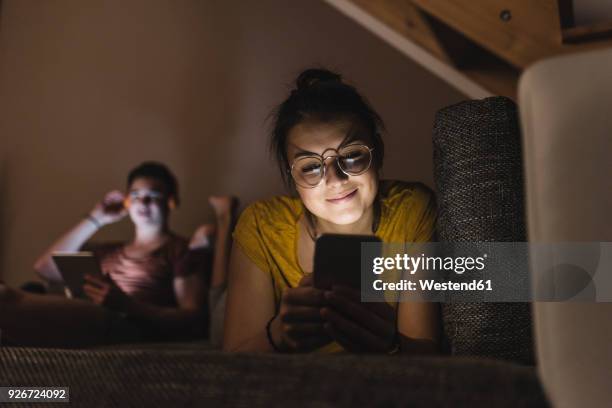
[52,251,105,299]
[313,234,381,290]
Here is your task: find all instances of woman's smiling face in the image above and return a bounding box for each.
[287,119,378,228]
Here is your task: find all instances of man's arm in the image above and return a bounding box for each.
[34,219,100,282]
[84,272,208,338]
[34,190,128,282]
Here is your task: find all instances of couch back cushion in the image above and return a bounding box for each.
[433,96,534,364]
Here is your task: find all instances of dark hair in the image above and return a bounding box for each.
[127,161,179,206]
[270,68,385,189]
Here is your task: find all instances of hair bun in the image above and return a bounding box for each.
[295,68,342,91]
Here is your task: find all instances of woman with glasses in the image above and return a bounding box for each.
[223,69,439,353]
[0,162,235,346]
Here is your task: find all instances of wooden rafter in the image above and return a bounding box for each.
[325,0,612,99]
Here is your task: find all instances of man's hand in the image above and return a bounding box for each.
[321,285,397,353]
[83,274,130,312]
[89,190,128,227]
[189,224,216,250]
[271,274,332,352]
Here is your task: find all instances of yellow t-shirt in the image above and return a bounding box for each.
[232,180,437,352]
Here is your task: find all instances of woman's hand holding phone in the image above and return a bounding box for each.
[311,234,397,352]
[321,285,398,353]
[270,274,332,352]
[89,190,128,227]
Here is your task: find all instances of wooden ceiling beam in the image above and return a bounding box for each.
[411,0,563,69]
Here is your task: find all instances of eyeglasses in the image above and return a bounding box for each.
[127,189,166,204]
[289,144,374,188]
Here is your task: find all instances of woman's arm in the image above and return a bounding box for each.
[222,245,277,351]
[223,246,330,352]
[33,190,127,282]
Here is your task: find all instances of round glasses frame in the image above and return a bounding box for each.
[288,144,375,189]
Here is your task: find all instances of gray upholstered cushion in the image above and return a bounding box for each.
[433,96,534,364]
[0,347,548,407]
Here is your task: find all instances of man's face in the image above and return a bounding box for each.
[126,177,170,228]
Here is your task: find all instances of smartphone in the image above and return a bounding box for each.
[313,234,381,290]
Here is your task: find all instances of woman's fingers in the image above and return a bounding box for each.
[275,311,332,351]
[280,282,399,353]
[325,289,395,338]
[282,286,326,307]
[297,273,314,287]
[276,282,335,352]
[332,285,396,321]
[284,334,332,352]
[283,322,328,337]
[323,321,363,352]
[322,307,390,352]
[280,305,324,322]
[322,291,396,345]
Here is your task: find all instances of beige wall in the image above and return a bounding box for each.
[0,0,464,286]
[574,0,612,25]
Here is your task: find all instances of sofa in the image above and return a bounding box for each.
[0,96,549,407]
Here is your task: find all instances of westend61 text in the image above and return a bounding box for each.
[373,279,493,292]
